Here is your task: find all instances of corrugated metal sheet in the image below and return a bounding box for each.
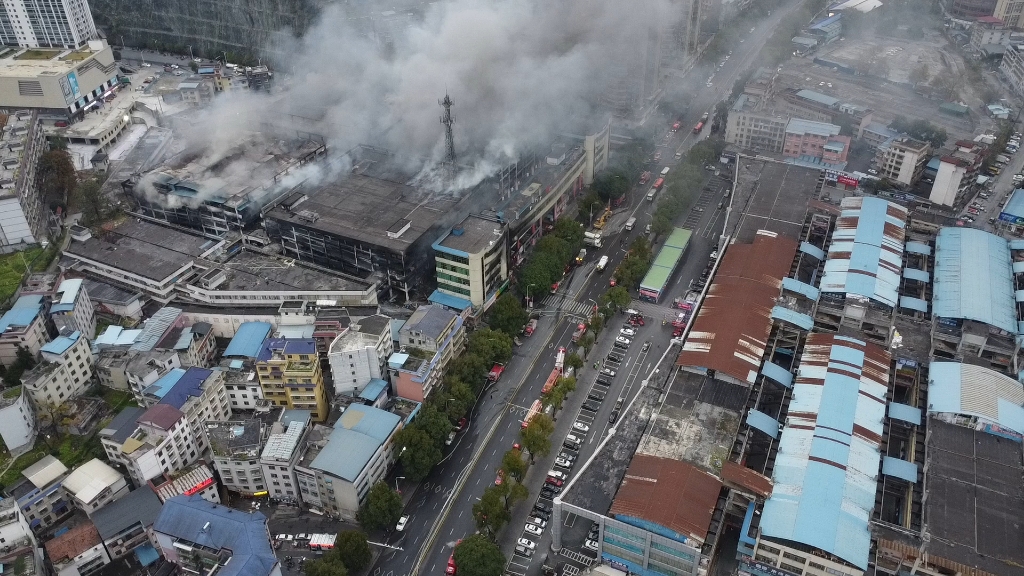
[721,461,773,498]
[899,296,928,312]
[746,409,781,438]
[770,306,814,330]
[781,277,820,301]
[928,361,1024,435]
[760,333,890,570]
[902,268,930,283]
[819,197,907,308]
[609,454,722,543]
[905,241,931,255]
[761,362,794,388]
[887,402,921,425]
[881,457,919,483]
[677,231,798,384]
[932,228,1017,335]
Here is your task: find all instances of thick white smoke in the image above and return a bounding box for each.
[178,0,678,193]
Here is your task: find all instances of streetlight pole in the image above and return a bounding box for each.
[188,45,194,61]
[395,476,405,494]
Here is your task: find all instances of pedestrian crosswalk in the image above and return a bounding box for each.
[539,296,594,317]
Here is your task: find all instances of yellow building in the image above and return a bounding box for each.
[256,338,329,422]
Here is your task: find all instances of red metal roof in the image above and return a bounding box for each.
[677,231,799,384]
[609,454,722,543]
[721,461,773,499]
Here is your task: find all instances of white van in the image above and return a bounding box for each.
[548,470,567,480]
[661,167,670,176]
[624,217,636,231]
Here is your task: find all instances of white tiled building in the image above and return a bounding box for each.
[328,314,394,397]
[22,330,93,409]
[100,404,204,485]
[0,385,36,455]
[260,410,312,504]
[50,278,96,339]
[61,458,129,517]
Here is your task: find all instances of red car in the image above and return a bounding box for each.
[455,417,467,432]
[672,327,684,338]
[513,442,521,451]
[545,477,563,487]
[495,470,505,486]
[447,555,456,575]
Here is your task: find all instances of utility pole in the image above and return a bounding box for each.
[440,93,457,184]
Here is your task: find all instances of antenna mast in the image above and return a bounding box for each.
[440,93,457,183]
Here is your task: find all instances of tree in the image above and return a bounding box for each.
[415,405,453,446]
[75,178,107,224]
[556,376,577,395]
[437,378,476,421]
[520,414,555,462]
[587,314,604,335]
[551,218,585,249]
[501,449,528,482]
[466,329,513,365]
[578,333,596,354]
[488,294,528,337]
[357,482,403,531]
[578,192,605,223]
[36,150,76,207]
[591,170,631,202]
[651,212,673,238]
[453,534,506,576]
[393,427,442,481]
[304,557,348,576]
[334,531,372,572]
[565,353,584,372]
[473,486,511,538]
[506,481,529,510]
[601,286,632,311]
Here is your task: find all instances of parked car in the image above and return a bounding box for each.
[584,539,599,552]
[619,328,636,337]
[642,341,651,352]
[555,457,573,467]
[525,524,543,536]
[566,433,583,444]
[529,517,548,528]
[582,401,600,412]
[515,545,534,557]
[588,392,605,403]
[545,477,564,487]
[600,368,617,377]
[517,538,537,550]
[609,410,619,424]
[615,336,632,345]
[558,451,577,461]
[573,422,590,433]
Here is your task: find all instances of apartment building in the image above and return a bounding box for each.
[0,0,97,48]
[44,522,110,576]
[0,294,47,365]
[49,278,95,339]
[431,214,509,312]
[139,367,231,459]
[100,404,205,485]
[296,404,402,520]
[154,495,281,576]
[782,119,848,164]
[260,410,311,504]
[22,330,92,409]
[1001,43,1024,96]
[0,385,35,454]
[0,111,48,249]
[725,97,788,153]
[929,156,972,207]
[61,458,129,518]
[208,417,271,497]
[327,314,394,397]
[0,498,36,559]
[256,338,329,422]
[995,0,1024,29]
[8,455,70,531]
[874,137,931,186]
[90,487,163,561]
[390,305,466,402]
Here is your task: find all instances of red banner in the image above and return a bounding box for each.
[184,477,214,496]
[837,175,859,187]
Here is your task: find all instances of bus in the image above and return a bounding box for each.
[693,121,704,134]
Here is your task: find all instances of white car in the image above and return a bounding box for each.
[517,538,537,550]
[141,62,151,67]
[573,422,590,433]
[555,457,573,467]
[566,433,583,445]
[619,328,635,337]
[601,367,617,377]
[615,336,632,345]
[584,539,599,552]
[525,524,543,536]
[396,515,409,531]
[529,517,548,528]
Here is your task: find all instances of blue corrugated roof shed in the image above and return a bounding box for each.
[1002,188,1024,220]
[928,361,1024,435]
[51,279,83,313]
[820,197,907,308]
[41,331,81,355]
[0,295,42,333]
[224,322,273,359]
[932,228,1017,334]
[154,495,278,576]
[158,367,213,409]
[428,290,472,311]
[360,379,388,402]
[256,338,317,361]
[310,405,401,482]
[760,333,890,570]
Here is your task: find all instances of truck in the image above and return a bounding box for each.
[542,369,560,395]
[584,231,603,248]
[612,193,627,208]
[554,347,566,371]
[576,248,587,264]
[660,167,670,176]
[625,217,636,231]
[572,323,587,343]
[653,177,665,190]
[596,255,609,272]
[639,171,651,185]
[488,363,505,382]
[693,121,704,134]
[524,318,538,336]
[671,121,681,132]
[309,534,337,551]
[701,112,709,122]
[522,399,543,428]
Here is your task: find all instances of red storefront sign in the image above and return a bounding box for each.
[184,477,214,496]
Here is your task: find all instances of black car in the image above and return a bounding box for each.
[540,488,557,499]
[609,410,619,423]
[588,392,605,402]
[607,354,623,363]
[534,501,552,513]
[596,377,612,386]
[563,439,581,450]
[582,401,600,412]
[613,341,629,350]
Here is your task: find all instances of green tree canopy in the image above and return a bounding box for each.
[334,531,372,572]
[453,534,506,576]
[394,427,442,482]
[601,286,632,311]
[36,149,76,208]
[520,413,555,462]
[472,486,511,538]
[501,449,528,482]
[591,169,631,202]
[488,294,528,337]
[565,353,584,372]
[304,557,348,576]
[466,329,513,365]
[551,217,585,248]
[356,482,403,531]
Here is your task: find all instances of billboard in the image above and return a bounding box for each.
[837,174,859,186]
[999,211,1024,225]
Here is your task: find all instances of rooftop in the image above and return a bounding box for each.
[155,367,214,410]
[928,362,1024,435]
[677,231,798,385]
[154,495,278,576]
[213,250,373,293]
[0,295,42,334]
[932,227,1017,334]
[309,404,401,481]
[0,42,113,79]
[223,322,273,358]
[435,214,506,257]
[22,455,67,489]
[256,338,317,362]
[609,454,721,544]
[51,278,84,314]
[794,89,840,107]
[819,196,908,308]
[40,331,82,356]
[1001,187,1024,220]
[150,463,215,502]
[786,118,841,137]
[130,307,183,352]
[0,112,37,197]
[730,158,819,243]
[90,487,163,540]
[62,459,124,504]
[401,305,456,342]
[760,333,891,570]
[44,522,101,564]
[100,406,146,444]
[81,278,142,306]
[65,219,219,282]
[208,419,264,459]
[138,403,184,431]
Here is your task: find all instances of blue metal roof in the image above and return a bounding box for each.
[905,241,931,255]
[761,362,794,388]
[760,334,889,570]
[881,457,918,483]
[798,241,825,260]
[145,369,184,400]
[795,89,839,107]
[928,361,1024,435]
[820,197,907,308]
[781,277,820,301]
[0,295,42,333]
[887,402,921,425]
[41,331,81,355]
[154,495,278,576]
[1002,189,1024,220]
[428,289,471,311]
[770,306,813,331]
[51,279,83,313]
[309,404,401,482]
[899,296,928,312]
[359,379,388,401]
[256,338,317,361]
[746,410,780,439]
[932,228,1017,334]
[158,367,213,409]
[810,13,842,29]
[902,268,930,283]
[223,322,273,358]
